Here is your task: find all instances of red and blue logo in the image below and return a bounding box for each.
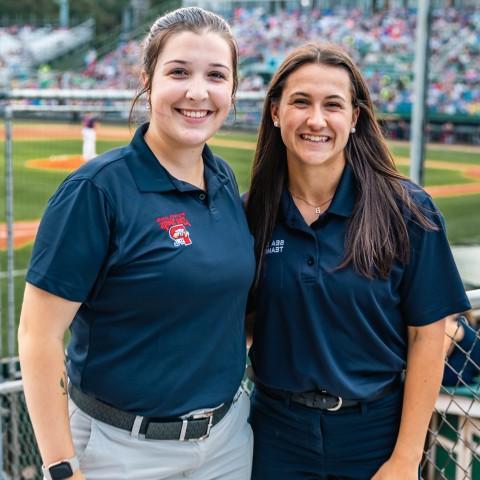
[156,213,192,247]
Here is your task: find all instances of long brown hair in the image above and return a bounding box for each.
[129,7,238,123]
[246,43,436,287]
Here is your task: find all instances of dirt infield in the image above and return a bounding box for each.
[0,123,134,142]
[0,221,39,249]
[1,122,259,152]
[394,156,480,198]
[26,154,86,171]
[3,122,480,154]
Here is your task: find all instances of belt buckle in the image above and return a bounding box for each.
[326,396,343,411]
[188,410,215,441]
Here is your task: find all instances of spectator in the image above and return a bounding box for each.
[443,312,480,387]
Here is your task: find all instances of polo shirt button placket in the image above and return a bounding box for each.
[198,193,206,201]
[307,256,315,266]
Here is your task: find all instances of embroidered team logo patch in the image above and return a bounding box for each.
[169,224,192,246]
[265,239,285,255]
[156,213,192,247]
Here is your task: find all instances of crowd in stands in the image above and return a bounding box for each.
[231,6,480,117]
[1,6,479,118]
[0,22,93,85]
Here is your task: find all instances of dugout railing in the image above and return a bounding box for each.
[1,94,479,479]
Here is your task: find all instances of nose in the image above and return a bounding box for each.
[306,107,327,129]
[186,77,209,102]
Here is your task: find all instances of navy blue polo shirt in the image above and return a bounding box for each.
[250,164,470,400]
[27,123,255,417]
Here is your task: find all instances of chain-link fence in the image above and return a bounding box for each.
[423,298,480,480]
[0,294,478,480]
[0,379,40,480]
[1,94,480,479]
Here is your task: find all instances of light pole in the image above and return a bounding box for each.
[410,0,431,186]
[58,0,69,28]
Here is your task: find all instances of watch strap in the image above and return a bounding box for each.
[42,455,79,480]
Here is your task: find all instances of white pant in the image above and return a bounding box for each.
[68,390,253,480]
[82,127,96,161]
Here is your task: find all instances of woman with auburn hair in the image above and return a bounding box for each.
[245,43,470,480]
[18,7,254,480]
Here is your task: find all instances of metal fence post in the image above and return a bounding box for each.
[4,107,16,380]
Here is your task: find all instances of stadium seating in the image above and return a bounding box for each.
[1,6,479,118]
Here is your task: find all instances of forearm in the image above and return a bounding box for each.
[19,332,75,466]
[392,323,445,464]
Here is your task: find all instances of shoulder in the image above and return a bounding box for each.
[400,179,433,206]
[53,145,134,207]
[67,146,130,183]
[399,179,442,223]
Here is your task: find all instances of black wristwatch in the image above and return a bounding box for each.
[42,456,79,480]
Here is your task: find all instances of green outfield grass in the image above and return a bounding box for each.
[390,144,480,165]
[1,130,479,235]
[1,128,479,353]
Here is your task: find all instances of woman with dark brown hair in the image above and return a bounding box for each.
[18,7,254,480]
[245,43,470,480]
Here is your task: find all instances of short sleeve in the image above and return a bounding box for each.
[400,195,471,326]
[26,179,113,302]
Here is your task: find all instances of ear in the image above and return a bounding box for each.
[141,70,149,89]
[270,102,279,125]
[351,106,360,130]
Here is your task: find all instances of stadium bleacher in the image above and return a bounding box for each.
[0,21,93,88]
[1,6,479,119]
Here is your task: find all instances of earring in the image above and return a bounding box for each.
[351,126,356,133]
[273,120,279,127]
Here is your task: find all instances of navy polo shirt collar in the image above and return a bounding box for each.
[127,123,229,195]
[328,163,358,218]
[281,163,358,228]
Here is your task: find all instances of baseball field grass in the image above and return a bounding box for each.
[0,123,479,353]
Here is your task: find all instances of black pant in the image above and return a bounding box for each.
[250,387,406,479]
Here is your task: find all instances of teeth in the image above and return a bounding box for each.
[180,110,208,118]
[301,134,329,142]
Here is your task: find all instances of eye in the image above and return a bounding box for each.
[209,71,227,81]
[292,98,309,106]
[326,102,342,109]
[169,68,188,77]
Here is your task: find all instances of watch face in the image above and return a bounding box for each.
[50,462,74,479]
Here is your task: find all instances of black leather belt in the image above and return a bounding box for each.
[69,384,232,441]
[256,379,400,411]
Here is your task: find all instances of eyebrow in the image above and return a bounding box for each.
[290,92,346,101]
[164,60,230,71]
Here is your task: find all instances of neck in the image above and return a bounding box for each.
[144,126,206,190]
[287,159,345,203]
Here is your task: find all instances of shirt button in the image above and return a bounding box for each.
[199,193,206,201]
[307,256,315,266]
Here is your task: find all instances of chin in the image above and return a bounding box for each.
[181,132,212,147]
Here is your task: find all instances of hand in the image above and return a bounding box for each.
[72,470,86,480]
[371,456,419,480]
